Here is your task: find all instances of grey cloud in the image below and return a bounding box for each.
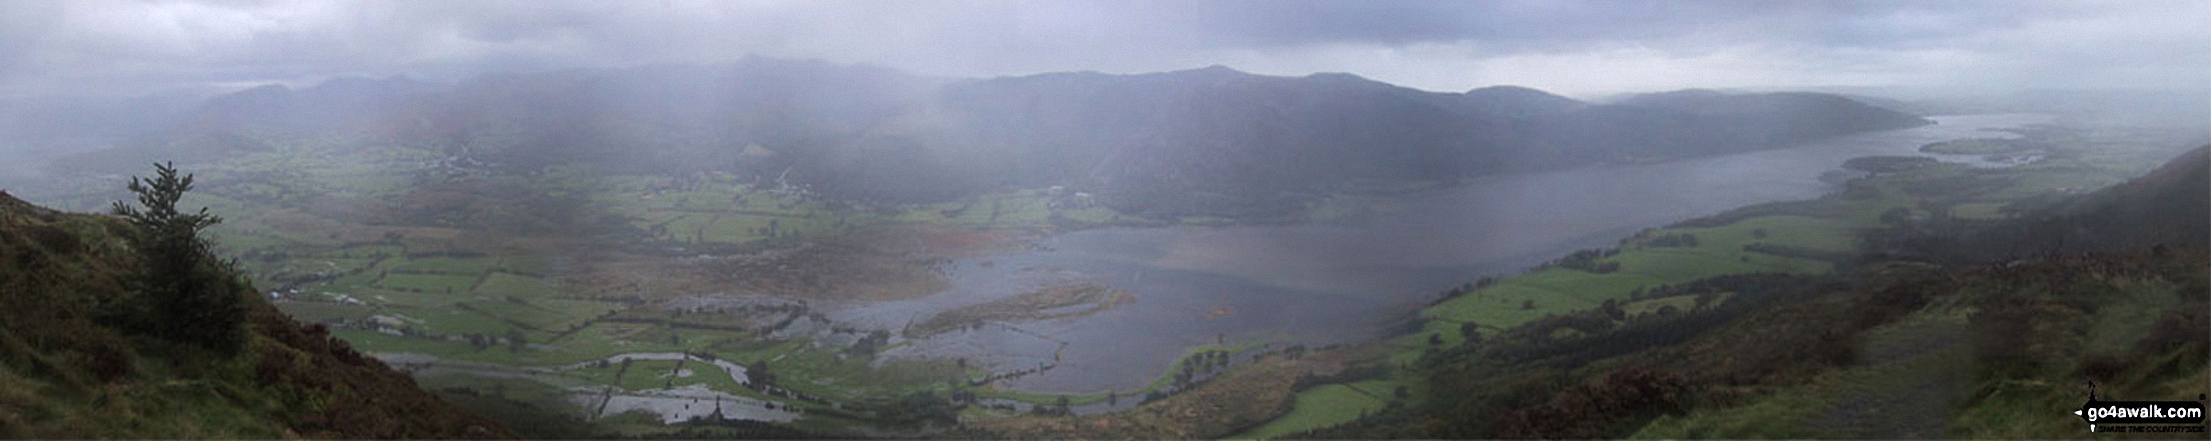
[0,0,2202,98]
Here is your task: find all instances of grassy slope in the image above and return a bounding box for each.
[1232,380,1396,439]
[1268,206,1865,437]
[1633,254,2207,439]
[0,192,513,438]
[1280,136,2207,438]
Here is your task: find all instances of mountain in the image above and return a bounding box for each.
[122,59,1931,217]
[178,76,444,136]
[898,67,1515,215]
[1460,85,1586,117]
[0,191,511,438]
[1524,89,1936,163]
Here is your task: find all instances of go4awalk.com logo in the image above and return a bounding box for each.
[2073,382,2206,433]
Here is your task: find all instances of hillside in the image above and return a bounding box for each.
[2047,144,2211,250]
[1294,143,2209,439]
[0,191,511,438]
[79,58,1930,217]
[1940,144,2211,260]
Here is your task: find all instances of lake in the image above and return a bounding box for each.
[825,113,2053,394]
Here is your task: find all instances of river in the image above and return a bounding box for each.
[821,113,2056,395]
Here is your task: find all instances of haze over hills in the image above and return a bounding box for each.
[1,2,2202,439]
[90,58,1930,217]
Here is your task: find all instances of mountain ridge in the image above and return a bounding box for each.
[103,59,1931,217]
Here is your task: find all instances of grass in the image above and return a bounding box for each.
[698,215,770,243]
[2081,280,2185,354]
[1618,294,1722,317]
[618,360,686,391]
[495,254,555,277]
[461,298,615,333]
[969,343,1264,408]
[1950,202,2010,220]
[473,272,554,298]
[1426,283,1590,328]
[744,339,964,402]
[1421,213,1851,348]
[1377,204,1886,431]
[377,273,481,294]
[1659,215,1860,253]
[353,287,471,308]
[667,360,751,394]
[411,373,589,422]
[1629,342,1973,439]
[414,307,517,336]
[393,256,494,275]
[1232,379,1400,439]
[272,301,375,323]
[1612,248,1831,280]
[1055,206,1122,224]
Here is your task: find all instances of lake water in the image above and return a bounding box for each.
[827,114,2052,394]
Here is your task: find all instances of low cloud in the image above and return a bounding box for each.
[1,0,2203,98]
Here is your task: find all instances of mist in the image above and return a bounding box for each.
[0,1,2205,439]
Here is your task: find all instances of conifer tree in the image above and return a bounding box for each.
[111,162,245,352]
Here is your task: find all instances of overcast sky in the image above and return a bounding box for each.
[2,0,2205,98]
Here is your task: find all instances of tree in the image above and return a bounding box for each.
[749,359,775,385]
[507,327,527,352]
[110,162,245,353]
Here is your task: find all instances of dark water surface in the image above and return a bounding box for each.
[828,114,2049,394]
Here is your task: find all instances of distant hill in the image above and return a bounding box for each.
[1460,85,1586,117]
[0,191,510,438]
[115,58,1930,217]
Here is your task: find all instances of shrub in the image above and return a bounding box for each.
[1491,367,1691,438]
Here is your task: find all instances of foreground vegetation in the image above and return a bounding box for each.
[0,174,509,437]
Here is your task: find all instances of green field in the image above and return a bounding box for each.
[378,272,481,293]
[473,272,554,298]
[1948,202,2009,220]
[1232,380,1399,439]
[395,256,495,275]
[1413,213,1844,352]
